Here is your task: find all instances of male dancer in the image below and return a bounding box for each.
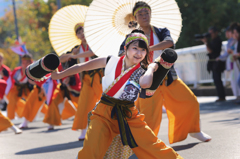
[120,1,211,144]
[6,54,33,120]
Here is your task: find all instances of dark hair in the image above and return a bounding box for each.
[75,27,83,34]
[132,1,151,16]
[131,29,145,34]
[233,24,240,40]
[21,54,32,60]
[71,45,79,52]
[233,24,240,33]
[229,22,238,32]
[125,29,149,67]
[208,26,218,32]
[224,26,230,32]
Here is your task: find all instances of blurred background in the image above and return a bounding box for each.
[0,0,240,69]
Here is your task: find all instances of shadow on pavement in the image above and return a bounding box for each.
[127,143,200,159]
[199,100,240,114]
[171,142,199,151]
[210,117,240,125]
[15,141,83,155]
[19,127,40,131]
[34,127,73,133]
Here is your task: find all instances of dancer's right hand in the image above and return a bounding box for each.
[51,71,60,80]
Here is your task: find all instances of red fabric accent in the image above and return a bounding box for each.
[57,63,63,72]
[149,29,154,63]
[10,67,22,89]
[69,73,81,92]
[48,79,58,105]
[106,59,140,97]
[57,63,66,82]
[35,73,51,87]
[35,62,61,87]
[115,56,124,79]
[0,64,11,81]
[0,79,7,99]
[58,62,81,91]
[19,68,27,82]
[81,45,89,62]
[9,67,19,90]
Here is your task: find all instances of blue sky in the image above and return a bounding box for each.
[0,0,25,17]
[0,0,12,17]
[0,0,49,17]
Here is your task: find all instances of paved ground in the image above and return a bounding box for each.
[0,96,240,159]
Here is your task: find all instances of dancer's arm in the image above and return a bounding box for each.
[59,53,74,63]
[139,63,158,88]
[51,57,107,80]
[71,50,95,59]
[149,41,174,52]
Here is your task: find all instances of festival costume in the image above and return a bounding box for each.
[77,55,182,159]
[0,64,11,81]
[72,44,103,131]
[0,79,22,134]
[0,110,13,132]
[6,66,32,120]
[0,64,11,111]
[22,78,57,122]
[0,80,13,131]
[43,65,81,126]
[126,26,201,144]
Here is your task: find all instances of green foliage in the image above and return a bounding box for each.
[0,0,239,70]
[175,0,240,48]
[0,0,93,69]
[0,48,19,69]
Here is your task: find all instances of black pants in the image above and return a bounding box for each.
[212,70,225,99]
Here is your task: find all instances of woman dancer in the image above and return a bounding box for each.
[67,23,103,140]
[51,30,182,159]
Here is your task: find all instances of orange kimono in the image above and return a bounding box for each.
[72,71,103,130]
[0,80,13,132]
[7,67,32,119]
[77,55,182,159]
[131,26,201,144]
[43,73,81,126]
[22,86,48,122]
[136,78,200,144]
[0,111,13,132]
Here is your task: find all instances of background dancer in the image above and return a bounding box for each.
[68,23,103,141]
[43,62,81,130]
[120,1,211,144]
[0,79,22,134]
[0,52,11,111]
[6,54,33,120]
[19,76,57,129]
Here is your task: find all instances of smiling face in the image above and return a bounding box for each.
[125,41,147,65]
[135,9,151,27]
[76,28,86,42]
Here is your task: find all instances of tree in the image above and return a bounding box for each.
[175,0,240,48]
[0,48,19,69]
[0,0,93,69]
